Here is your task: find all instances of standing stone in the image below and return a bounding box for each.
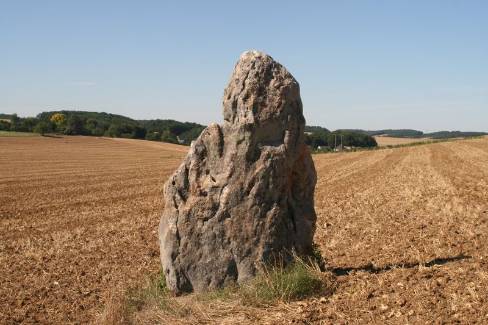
[159,50,317,293]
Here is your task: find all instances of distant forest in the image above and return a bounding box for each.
[304,126,378,149]
[1,111,205,145]
[340,129,488,139]
[1,111,485,148]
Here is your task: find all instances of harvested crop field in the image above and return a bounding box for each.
[0,137,186,324]
[1,136,488,324]
[373,135,432,146]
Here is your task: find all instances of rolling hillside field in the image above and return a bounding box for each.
[1,136,488,323]
[373,136,433,147]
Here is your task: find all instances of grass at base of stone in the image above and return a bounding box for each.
[105,256,335,324]
[98,272,187,325]
[125,271,171,312]
[238,256,333,306]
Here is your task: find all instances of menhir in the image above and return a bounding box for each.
[159,50,317,293]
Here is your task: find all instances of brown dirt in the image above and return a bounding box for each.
[0,136,185,324]
[1,136,488,324]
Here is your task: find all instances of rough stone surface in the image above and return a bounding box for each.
[159,50,317,293]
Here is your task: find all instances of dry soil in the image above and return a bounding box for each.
[1,136,488,324]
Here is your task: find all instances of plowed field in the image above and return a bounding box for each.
[1,136,487,324]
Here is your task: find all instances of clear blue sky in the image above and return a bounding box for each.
[2,1,487,131]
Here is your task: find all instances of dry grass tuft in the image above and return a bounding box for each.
[97,287,130,325]
[98,271,189,325]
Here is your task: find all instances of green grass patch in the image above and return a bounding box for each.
[126,271,171,312]
[239,257,331,306]
[0,130,39,137]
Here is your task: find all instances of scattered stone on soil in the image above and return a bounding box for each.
[159,50,317,293]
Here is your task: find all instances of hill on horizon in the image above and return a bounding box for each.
[2,110,486,146]
[340,128,488,139]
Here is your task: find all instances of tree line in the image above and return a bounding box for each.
[340,128,487,139]
[0,111,206,145]
[1,111,381,149]
[304,126,378,149]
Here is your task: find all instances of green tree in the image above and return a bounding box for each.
[179,126,205,144]
[33,121,52,135]
[160,129,178,143]
[0,120,10,131]
[85,118,102,136]
[19,118,39,132]
[9,114,20,131]
[131,126,147,139]
[108,123,125,138]
[145,131,161,141]
[65,115,86,135]
[305,133,327,149]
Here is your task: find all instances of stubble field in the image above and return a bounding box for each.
[1,136,487,324]
[373,136,432,146]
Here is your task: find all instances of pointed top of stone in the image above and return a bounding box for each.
[239,49,269,60]
[223,50,301,128]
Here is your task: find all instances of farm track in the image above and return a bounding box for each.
[1,136,488,324]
